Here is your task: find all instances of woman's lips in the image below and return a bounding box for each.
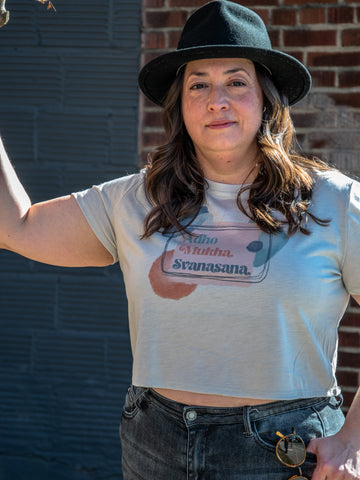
[206,120,236,129]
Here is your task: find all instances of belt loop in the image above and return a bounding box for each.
[334,393,344,409]
[128,385,136,403]
[243,406,253,437]
[132,385,149,407]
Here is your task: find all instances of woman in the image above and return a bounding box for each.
[0,1,359,479]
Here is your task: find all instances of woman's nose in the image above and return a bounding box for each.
[207,86,229,111]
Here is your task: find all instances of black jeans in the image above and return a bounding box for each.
[120,386,345,480]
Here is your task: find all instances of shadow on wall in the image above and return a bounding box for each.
[292,93,360,180]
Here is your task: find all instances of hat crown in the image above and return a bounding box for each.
[139,0,311,106]
[178,1,271,51]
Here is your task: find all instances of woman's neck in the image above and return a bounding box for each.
[200,157,261,185]
[196,147,261,185]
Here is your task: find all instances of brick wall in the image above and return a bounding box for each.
[139,0,360,410]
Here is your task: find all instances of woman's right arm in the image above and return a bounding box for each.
[0,137,114,267]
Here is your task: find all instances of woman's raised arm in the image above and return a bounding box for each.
[0,137,114,267]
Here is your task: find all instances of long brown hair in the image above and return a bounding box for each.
[142,63,331,238]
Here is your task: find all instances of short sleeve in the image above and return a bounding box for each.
[73,183,119,263]
[342,179,360,295]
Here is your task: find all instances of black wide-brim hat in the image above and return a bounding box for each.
[139,0,312,107]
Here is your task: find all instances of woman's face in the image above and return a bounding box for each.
[181,58,263,174]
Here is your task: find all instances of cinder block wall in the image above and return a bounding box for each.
[0,1,141,479]
[139,0,360,410]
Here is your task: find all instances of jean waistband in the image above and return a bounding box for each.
[139,387,342,424]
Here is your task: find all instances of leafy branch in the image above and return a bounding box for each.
[0,0,56,28]
[36,0,56,11]
[0,0,9,26]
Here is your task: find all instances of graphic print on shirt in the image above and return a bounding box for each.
[149,215,289,300]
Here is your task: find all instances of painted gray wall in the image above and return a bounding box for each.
[0,1,141,478]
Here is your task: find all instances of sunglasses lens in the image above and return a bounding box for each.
[276,435,306,466]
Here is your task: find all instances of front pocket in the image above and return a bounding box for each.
[252,403,326,453]
[314,397,345,436]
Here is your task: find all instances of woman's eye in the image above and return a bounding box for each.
[190,83,206,90]
[230,80,246,87]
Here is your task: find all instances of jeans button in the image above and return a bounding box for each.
[186,410,197,421]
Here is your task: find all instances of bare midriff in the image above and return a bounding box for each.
[154,388,277,407]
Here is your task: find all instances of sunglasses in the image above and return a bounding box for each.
[275,429,309,480]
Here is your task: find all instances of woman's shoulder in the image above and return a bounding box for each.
[312,168,359,196]
[93,169,146,199]
[98,169,145,190]
[73,169,147,211]
[309,169,360,221]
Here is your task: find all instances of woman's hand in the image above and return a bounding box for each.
[307,431,360,479]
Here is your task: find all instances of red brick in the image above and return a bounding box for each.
[308,51,360,67]
[143,131,166,148]
[139,151,149,167]
[339,331,360,348]
[328,92,360,109]
[342,311,360,328]
[143,0,165,6]
[272,8,297,26]
[339,71,360,89]
[168,0,205,6]
[233,0,279,6]
[311,70,336,88]
[168,30,182,48]
[342,28,360,47]
[308,133,329,150]
[253,9,270,25]
[300,7,326,24]
[142,95,162,109]
[142,50,169,67]
[309,130,360,149]
[268,29,280,48]
[143,32,166,49]
[350,298,360,308]
[296,134,306,146]
[144,10,188,29]
[143,110,163,129]
[337,370,359,388]
[328,6,354,24]
[284,30,336,47]
[341,390,356,410]
[283,50,304,63]
[284,0,331,5]
[336,110,360,129]
[337,351,360,368]
[292,112,319,128]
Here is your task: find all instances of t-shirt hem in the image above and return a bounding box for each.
[132,378,341,401]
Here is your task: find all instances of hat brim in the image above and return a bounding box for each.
[139,45,312,107]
